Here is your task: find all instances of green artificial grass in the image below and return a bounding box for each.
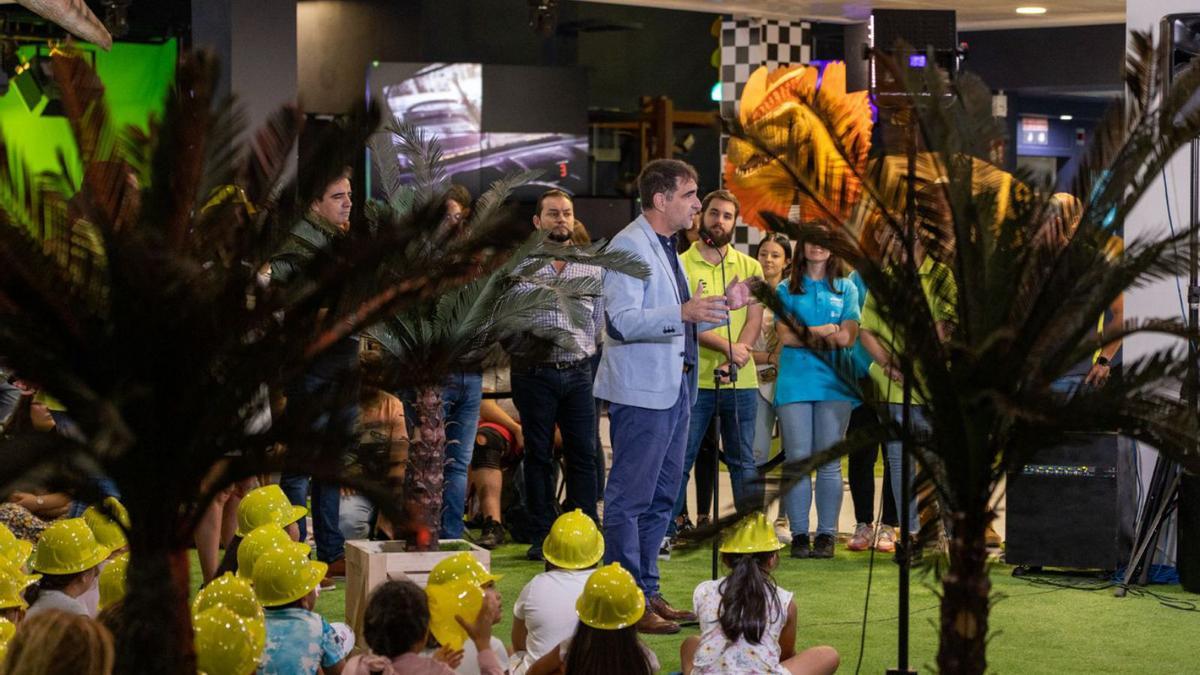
[189,542,1200,674]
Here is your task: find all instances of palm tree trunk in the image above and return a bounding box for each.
[936,510,991,675]
[115,503,195,674]
[404,385,445,551]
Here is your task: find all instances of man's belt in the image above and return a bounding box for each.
[519,357,591,371]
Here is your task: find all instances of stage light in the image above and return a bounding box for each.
[710,82,721,102]
[1060,114,1073,121]
[1015,7,1047,15]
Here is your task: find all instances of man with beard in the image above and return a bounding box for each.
[508,190,605,561]
[667,189,764,545]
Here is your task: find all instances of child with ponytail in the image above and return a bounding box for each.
[681,513,839,675]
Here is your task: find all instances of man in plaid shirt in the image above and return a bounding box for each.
[510,189,604,561]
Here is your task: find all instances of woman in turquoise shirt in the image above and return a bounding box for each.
[774,225,860,559]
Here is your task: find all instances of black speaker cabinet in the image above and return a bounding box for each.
[1179,472,1200,593]
[1006,433,1136,570]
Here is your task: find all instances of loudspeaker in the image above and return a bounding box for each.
[1006,433,1136,570]
[1179,473,1200,592]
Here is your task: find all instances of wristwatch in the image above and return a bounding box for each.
[1096,356,1110,367]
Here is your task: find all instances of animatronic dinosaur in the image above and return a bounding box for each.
[723,62,873,232]
[17,0,112,50]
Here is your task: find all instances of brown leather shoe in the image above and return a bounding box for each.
[648,594,696,623]
[324,557,346,580]
[635,610,680,634]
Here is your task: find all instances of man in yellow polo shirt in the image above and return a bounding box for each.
[667,190,764,543]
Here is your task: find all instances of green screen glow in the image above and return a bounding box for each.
[1,39,177,182]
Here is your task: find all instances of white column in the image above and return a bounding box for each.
[1123,0,1198,566]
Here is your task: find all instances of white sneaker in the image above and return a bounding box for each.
[658,535,671,561]
[774,523,792,544]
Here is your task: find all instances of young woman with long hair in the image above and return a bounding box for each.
[772,224,861,559]
[751,234,794,541]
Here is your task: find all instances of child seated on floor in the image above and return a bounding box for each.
[26,518,111,618]
[213,483,306,579]
[681,512,839,675]
[424,553,509,675]
[344,579,503,675]
[527,563,659,675]
[254,544,350,675]
[510,510,603,675]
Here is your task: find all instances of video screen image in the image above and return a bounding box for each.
[373,63,588,201]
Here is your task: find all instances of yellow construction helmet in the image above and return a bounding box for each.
[543,510,604,570]
[193,572,266,655]
[251,545,326,607]
[0,524,32,568]
[98,552,129,610]
[31,518,112,575]
[0,617,14,664]
[0,558,39,589]
[0,567,29,611]
[235,485,306,538]
[719,511,786,554]
[575,563,645,630]
[237,524,297,580]
[83,497,131,551]
[427,552,501,588]
[194,605,262,675]
[426,579,483,651]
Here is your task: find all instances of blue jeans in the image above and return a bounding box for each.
[603,378,689,597]
[439,371,483,539]
[885,403,928,534]
[777,400,852,537]
[512,362,598,547]
[1051,374,1088,396]
[338,494,374,541]
[668,387,758,537]
[281,371,358,563]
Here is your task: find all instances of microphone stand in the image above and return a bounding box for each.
[703,231,742,580]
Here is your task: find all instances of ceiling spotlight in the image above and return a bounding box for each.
[103,0,132,39]
[1060,114,1073,121]
[1015,7,1047,15]
[528,0,558,37]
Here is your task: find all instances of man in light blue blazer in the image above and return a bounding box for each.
[594,159,749,633]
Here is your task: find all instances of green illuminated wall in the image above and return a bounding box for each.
[0,39,177,181]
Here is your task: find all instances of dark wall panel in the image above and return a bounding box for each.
[960,24,1125,92]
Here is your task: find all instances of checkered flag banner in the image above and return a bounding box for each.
[720,16,811,253]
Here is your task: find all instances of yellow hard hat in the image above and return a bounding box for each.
[251,544,326,607]
[0,524,32,568]
[193,572,267,655]
[237,524,298,580]
[0,558,39,589]
[0,567,29,611]
[0,617,14,664]
[31,518,112,575]
[83,497,131,550]
[236,485,307,538]
[425,579,483,651]
[427,552,501,588]
[575,563,645,630]
[543,510,604,570]
[719,511,785,554]
[193,605,262,675]
[98,552,129,610]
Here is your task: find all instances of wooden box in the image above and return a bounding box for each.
[344,539,491,643]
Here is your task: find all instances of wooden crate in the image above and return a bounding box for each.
[344,539,491,643]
